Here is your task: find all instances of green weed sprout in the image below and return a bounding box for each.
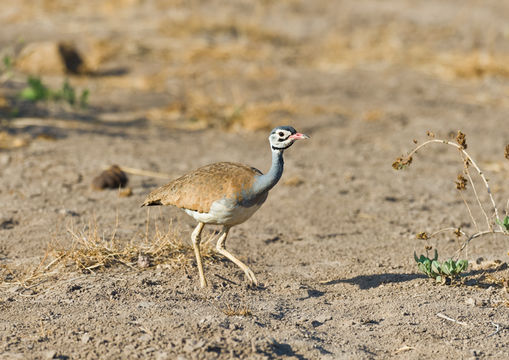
[19,76,89,108]
[414,250,468,284]
[496,216,509,232]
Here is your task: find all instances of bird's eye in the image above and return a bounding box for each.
[278,132,284,137]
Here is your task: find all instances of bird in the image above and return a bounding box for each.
[142,126,309,287]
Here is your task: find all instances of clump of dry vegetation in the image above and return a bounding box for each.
[220,304,253,317]
[0,216,219,294]
[394,130,509,283]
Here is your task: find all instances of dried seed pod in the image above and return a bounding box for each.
[505,144,509,160]
[416,232,429,240]
[426,131,435,138]
[454,228,462,237]
[392,156,412,170]
[455,174,468,190]
[456,131,467,149]
[92,165,128,190]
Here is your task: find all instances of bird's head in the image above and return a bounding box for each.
[268,126,309,151]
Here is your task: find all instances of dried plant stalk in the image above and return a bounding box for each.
[401,137,504,232]
[394,131,509,257]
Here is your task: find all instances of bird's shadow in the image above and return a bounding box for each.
[322,273,426,290]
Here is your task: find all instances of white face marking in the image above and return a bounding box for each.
[269,128,296,150]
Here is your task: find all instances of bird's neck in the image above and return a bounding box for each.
[253,149,284,195]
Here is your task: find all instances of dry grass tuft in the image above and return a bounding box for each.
[55,217,218,274]
[0,216,219,292]
[221,304,253,317]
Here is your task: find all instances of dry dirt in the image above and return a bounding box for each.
[1,1,509,359]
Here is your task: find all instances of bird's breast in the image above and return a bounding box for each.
[184,195,266,226]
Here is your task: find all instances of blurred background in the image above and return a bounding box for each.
[1,0,509,147]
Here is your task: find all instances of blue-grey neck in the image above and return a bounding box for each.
[252,149,284,195]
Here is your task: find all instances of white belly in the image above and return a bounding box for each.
[184,198,263,226]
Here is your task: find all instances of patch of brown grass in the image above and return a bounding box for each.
[146,95,297,132]
[57,216,218,273]
[0,215,219,293]
[221,304,253,317]
[309,23,509,81]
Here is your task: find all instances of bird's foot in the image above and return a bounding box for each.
[244,268,258,288]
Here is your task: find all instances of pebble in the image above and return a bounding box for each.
[137,301,155,309]
[138,254,151,268]
[0,217,17,230]
[81,333,90,344]
[57,209,80,217]
[465,297,476,306]
[155,352,169,360]
[139,333,152,342]
[315,314,333,323]
[43,350,56,359]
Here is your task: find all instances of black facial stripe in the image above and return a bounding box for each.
[272,144,291,150]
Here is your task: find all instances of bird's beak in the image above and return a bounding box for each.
[290,133,310,140]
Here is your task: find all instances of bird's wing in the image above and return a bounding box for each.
[142,162,262,213]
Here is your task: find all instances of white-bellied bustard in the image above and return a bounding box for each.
[142,126,309,287]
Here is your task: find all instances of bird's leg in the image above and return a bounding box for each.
[191,222,207,288]
[216,226,258,286]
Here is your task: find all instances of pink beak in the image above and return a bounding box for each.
[289,132,310,140]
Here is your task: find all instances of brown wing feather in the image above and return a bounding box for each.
[142,162,262,213]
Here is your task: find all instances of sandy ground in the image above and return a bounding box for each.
[1,1,509,359]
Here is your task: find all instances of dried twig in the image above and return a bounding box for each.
[116,166,173,179]
[436,312,468,326]
[457,230,505,253]
[405,139,504,232]
[487,322,500,337]
[394,346,415,354]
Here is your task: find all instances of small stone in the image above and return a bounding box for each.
[17,41,87,75]
[137,301,155,309]
[137,254,151,268]
[139,333,152,342]
[81,333,90,344]
[43,350,56,359]
[0,217,18,230]
[58,209,79,217]
[465,297,476,306]
[92,165,128,190]
[155,351,169,360]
